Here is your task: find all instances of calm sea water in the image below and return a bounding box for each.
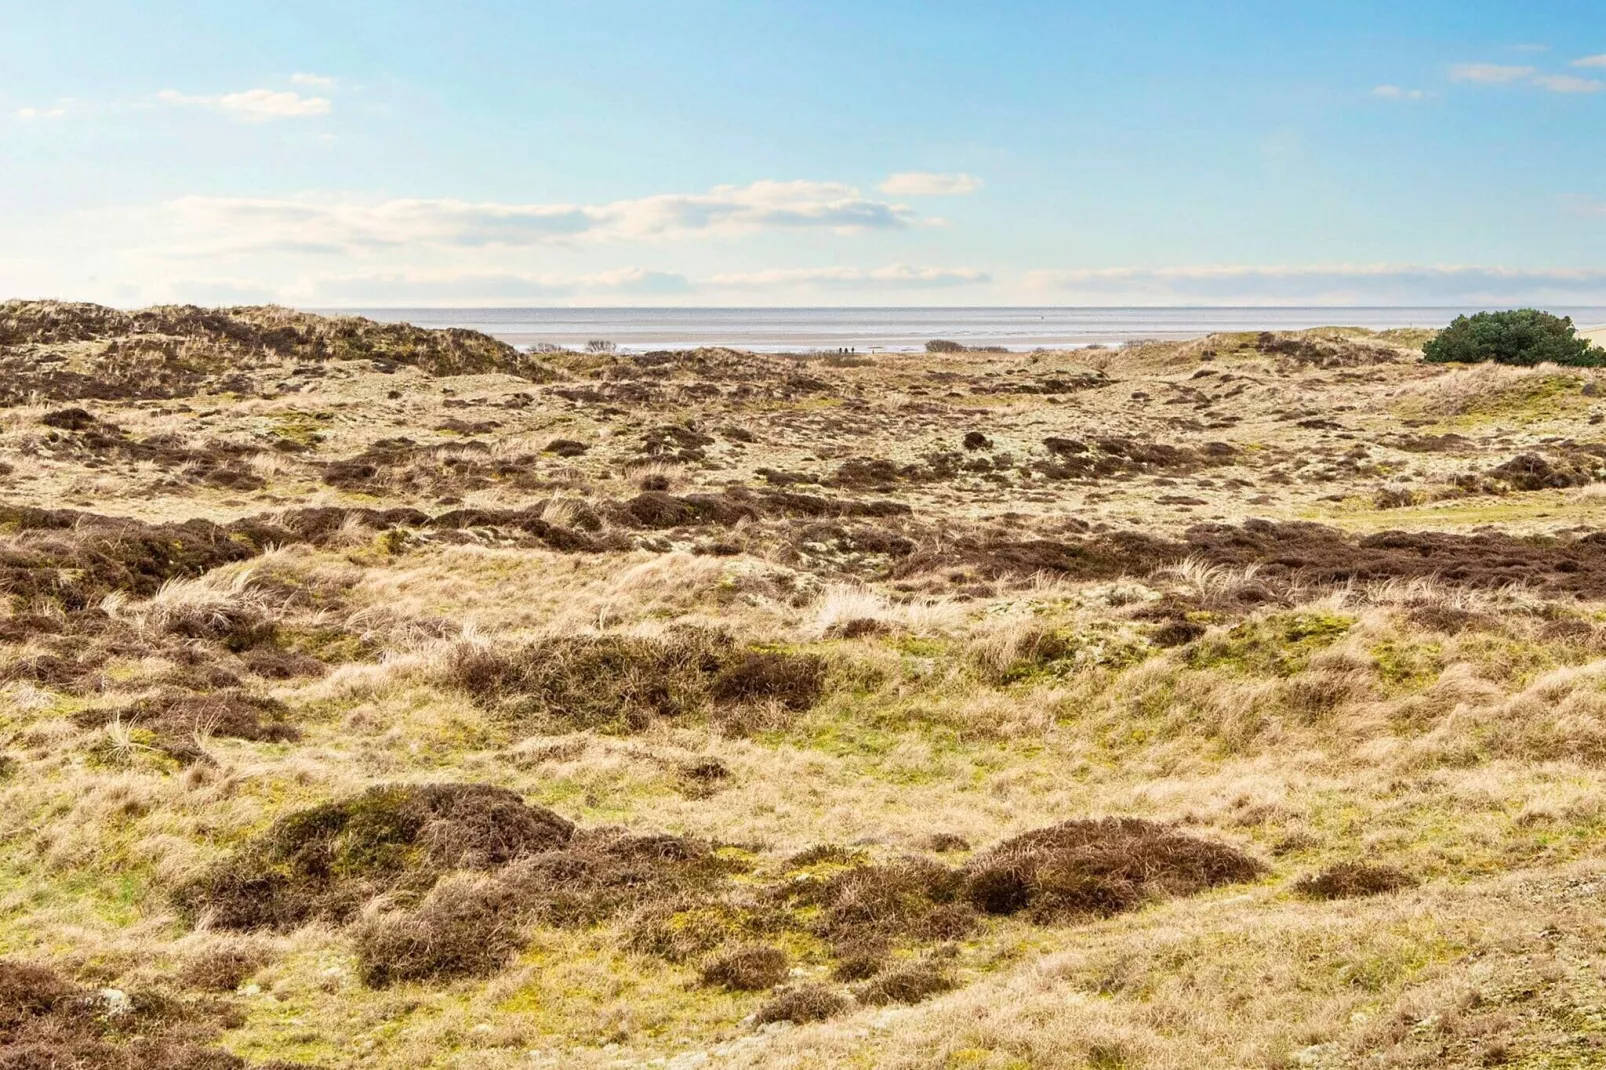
[324,306,1606,353]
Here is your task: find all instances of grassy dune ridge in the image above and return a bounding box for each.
[4,302,1606,1068]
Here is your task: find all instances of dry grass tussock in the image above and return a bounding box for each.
[805,583,966,639]
[1395,360,1586,417]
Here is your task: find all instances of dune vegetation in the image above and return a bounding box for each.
[5,301,1606,1068]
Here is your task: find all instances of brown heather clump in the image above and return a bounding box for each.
[174,784,574,930]
[961,818,1265,920]
[812,858,979,949]
[352,875,525,986]
[176,946,272,993]
[859,962,956,1006]
[754,983,850,1024]
[1294,863,1416,900]
[698,945,790,991]
[497,829,741,929]
[0,959,295,1069]
[447,630,825,732]
[75,690,300,762]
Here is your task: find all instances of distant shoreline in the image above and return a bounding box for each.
[320,304,1606,354]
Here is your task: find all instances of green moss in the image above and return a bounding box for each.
[1304,473,1606,532]
[996,624,1151,684]
[268,410,330,448]
[892,636,952,658]
[1370,638,1444,694]
[275,623,374,663]
[1185,611,1355,677]
[1395,372,1587,428]
[1454,634,1562,685]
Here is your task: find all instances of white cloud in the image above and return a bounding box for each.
[173,264,983,304]
[142,181,923,256]
[157,87,332,121]
[708,264,989,289]
[1573,54,1606,68]
[877,172,983,196]
[1021,264,1606,305]
[1372,85,1425,100]
[1534,73,1605,94]
[14,106,67,119]
[289,73,338,88]
[1449,63,1536,84]
[311,267,694,303]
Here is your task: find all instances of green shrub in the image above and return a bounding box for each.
[1422,309,1605,367]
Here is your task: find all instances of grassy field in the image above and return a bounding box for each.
[4,301,1606,1068]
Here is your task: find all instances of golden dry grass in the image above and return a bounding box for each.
[5,304,1606,1069]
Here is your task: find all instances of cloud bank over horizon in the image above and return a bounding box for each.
[1021,265,1606,307]
[19,257,1606,309]
[13,172,1605,307]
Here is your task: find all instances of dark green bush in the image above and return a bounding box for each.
[1423,309,1605,366]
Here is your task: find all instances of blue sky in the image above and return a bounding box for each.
[4,0,1606,306]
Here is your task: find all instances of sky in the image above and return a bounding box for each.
[3,0,1606,308]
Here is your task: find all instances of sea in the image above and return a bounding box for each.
[323,306,1606,354]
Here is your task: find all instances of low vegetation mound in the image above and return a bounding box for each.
[1253,330,1409,367]
[805,857,978,953]
[755,983,849,1024]
[1423,309,1606,367]
[175,783,738,985]
[0,509,269,612]
[174,783,575,930]
[1294,863,1416,900]
[0,959,288,1069]
[699,945,790,991]
[351,875,524,987]
[76,690,299,764]
[961,817,1264,920]
[1485,450,1606,491]
[448,630,826,733]
[0,300,557,403]
[347,827,736,984]
[859,962,957,1006]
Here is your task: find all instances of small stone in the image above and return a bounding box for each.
[97,988,132,1016]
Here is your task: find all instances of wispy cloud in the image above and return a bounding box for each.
[1022,264,1606,304]
[156,87,332,121]
[878,172,983,196]
[312,267,695,303]
[201,264,986,304]
[1533,73,1605,94]
[144,181,925,255]
[14,105,68,119]
[289,73,338,89]
[1446,61,1605,94]
[1449,62,1537,84]
[1372,85,1425,101]
[709,264,989,289]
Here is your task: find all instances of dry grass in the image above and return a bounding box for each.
[6,307,1606,1069]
